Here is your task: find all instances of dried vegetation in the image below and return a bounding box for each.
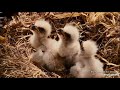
[0,12,120,78]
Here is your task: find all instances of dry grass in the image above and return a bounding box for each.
[0,12,120,78]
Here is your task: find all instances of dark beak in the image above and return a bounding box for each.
[30,24,36,30]
[57,29,71,40]
[57,29,64,35]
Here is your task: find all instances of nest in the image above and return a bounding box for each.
[0,12,120,78]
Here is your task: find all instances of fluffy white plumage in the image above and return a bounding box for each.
[29,20,104,76]
[41,38,65,72]
[29,48,44,67]
[34,19,52,37]
[29,19,65,72]
[29,19,52,50]
[63,24,80,42]
[70,40,104,78]
[82,40,98,58]
[57,24,81,68]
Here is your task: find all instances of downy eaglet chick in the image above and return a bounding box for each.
[29,19,52,66]
[29,19,65,72]
[57,24,81,69]
[29,19,52,50]
[70,40,104,78]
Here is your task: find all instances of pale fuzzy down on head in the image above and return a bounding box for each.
[82,40,98,57]
[70,40,104,78]
[34,19,52,36]
[58,24,81,67]
[63,24,79,41]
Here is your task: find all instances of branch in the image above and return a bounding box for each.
[96,54,120,67]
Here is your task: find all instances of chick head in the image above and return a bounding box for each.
[57,24,79,43]
[30,19,52,38]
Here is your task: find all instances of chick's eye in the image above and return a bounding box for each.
[38,27,45,33]
[31,24,37,30]
[64,32,71,39]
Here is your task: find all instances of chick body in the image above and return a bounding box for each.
[70,40,104,78]
[57,24,81,68]
[29,19,65,72]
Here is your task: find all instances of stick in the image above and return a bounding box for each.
[96,54,120,67]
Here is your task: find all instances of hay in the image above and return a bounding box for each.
[0,12,120,78]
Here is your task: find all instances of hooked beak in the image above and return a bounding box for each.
[30,24,45,32]
[30,24,38,31]
[29,24,38,34]
[57,29,64,35]
[57,29,71,41]
[30,24,37,31]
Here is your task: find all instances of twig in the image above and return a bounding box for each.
[96,54,120,67]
